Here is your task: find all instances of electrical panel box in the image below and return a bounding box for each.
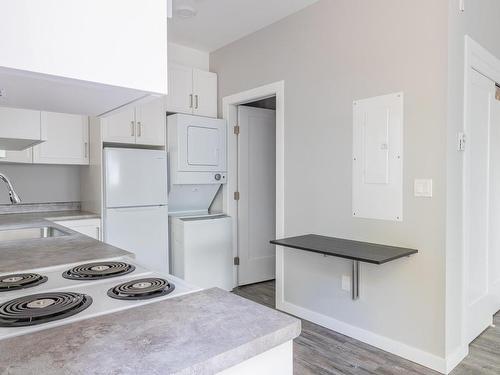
[352,92,404,221]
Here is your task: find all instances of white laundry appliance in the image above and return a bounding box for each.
[167,114,233,291]
[103,148,169,274]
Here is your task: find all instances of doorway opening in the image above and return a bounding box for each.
[222,81,285,290]
[462,37,500,354]
[236,98,276,286]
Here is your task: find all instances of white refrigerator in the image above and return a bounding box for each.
[103,148,169,274]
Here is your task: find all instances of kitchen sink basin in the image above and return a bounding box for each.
[0,226,69,241]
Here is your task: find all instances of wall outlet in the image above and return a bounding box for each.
[0,89,5,98]
[341,275,351,292]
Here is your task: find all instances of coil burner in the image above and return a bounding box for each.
[107,278,175,300]
[0,273,48,292]
[0,292,92,327]
[62,261,135,281]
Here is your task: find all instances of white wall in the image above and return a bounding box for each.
[0,164,80,205]
[211,0,448,365]
[168,43,210,71]
[446,0,500,360]
[0,0,168,94]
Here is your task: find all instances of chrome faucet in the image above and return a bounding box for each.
[0,173,21,204]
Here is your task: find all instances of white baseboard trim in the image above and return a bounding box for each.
[445,345,468,374]
[278,300,449,374]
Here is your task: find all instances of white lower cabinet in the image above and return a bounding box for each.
[33,112,89,165]
[53,218,101,240]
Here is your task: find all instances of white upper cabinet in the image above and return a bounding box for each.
[0,0,168,115]
[135,98,166,146]
[166,64,218,118]
[102,97,166,147]
[0,107,42,150]
[166,64,195,115]
[101,108,136,144]
[33,112,89,165]
[193,69,218,118]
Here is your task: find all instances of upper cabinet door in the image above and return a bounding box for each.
[33,112,89,165]
[135,97,166,146]
[101,108,136,144]
[193,69,218,118]
[0,107,41,138]
[165,64,194,115]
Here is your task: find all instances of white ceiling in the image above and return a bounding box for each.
[168,0,320,52]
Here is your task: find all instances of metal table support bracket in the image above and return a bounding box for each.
[352,260,360,300]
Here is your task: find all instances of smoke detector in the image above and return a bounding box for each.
[175,5,197,19]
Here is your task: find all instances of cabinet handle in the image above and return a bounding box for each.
[137,122,142,137]
[131,121,135,136]
[189,94,193,108]
[96,226,100,241]
[84,142,88,158]
[195,95,199,109]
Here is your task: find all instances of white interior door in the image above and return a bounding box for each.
[465,69,496,342]
[488,89,500,313]
[237,106,276,286]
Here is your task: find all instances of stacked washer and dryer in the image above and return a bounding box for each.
[167,114,233,291]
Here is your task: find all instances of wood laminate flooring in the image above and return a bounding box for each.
[233,280,500,375]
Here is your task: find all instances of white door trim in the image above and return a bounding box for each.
[222,81,285,291]
[462,36,500,349]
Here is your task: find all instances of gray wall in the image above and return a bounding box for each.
[446,0,500,357]
[0,164,80,205]
[211,0,448,359]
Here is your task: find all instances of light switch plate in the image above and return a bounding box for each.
[414,179,433,197]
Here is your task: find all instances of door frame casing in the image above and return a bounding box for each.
[461,36,500,356]
[222,81,285,289]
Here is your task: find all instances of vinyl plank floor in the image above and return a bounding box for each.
[233,280,500,375]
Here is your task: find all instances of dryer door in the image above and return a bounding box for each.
[177,116,226,172]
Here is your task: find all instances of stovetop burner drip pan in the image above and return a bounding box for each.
[107,278,175,300]
[0,292,92,327]
[63,261,136,281]
[0,273,48,292]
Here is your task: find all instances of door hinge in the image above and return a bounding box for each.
[234,256,240,266]
[234,191,240,201]
[233,125,240,135]
[458,132,466,151]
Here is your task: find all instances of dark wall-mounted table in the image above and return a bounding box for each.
[270,234,418,300]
